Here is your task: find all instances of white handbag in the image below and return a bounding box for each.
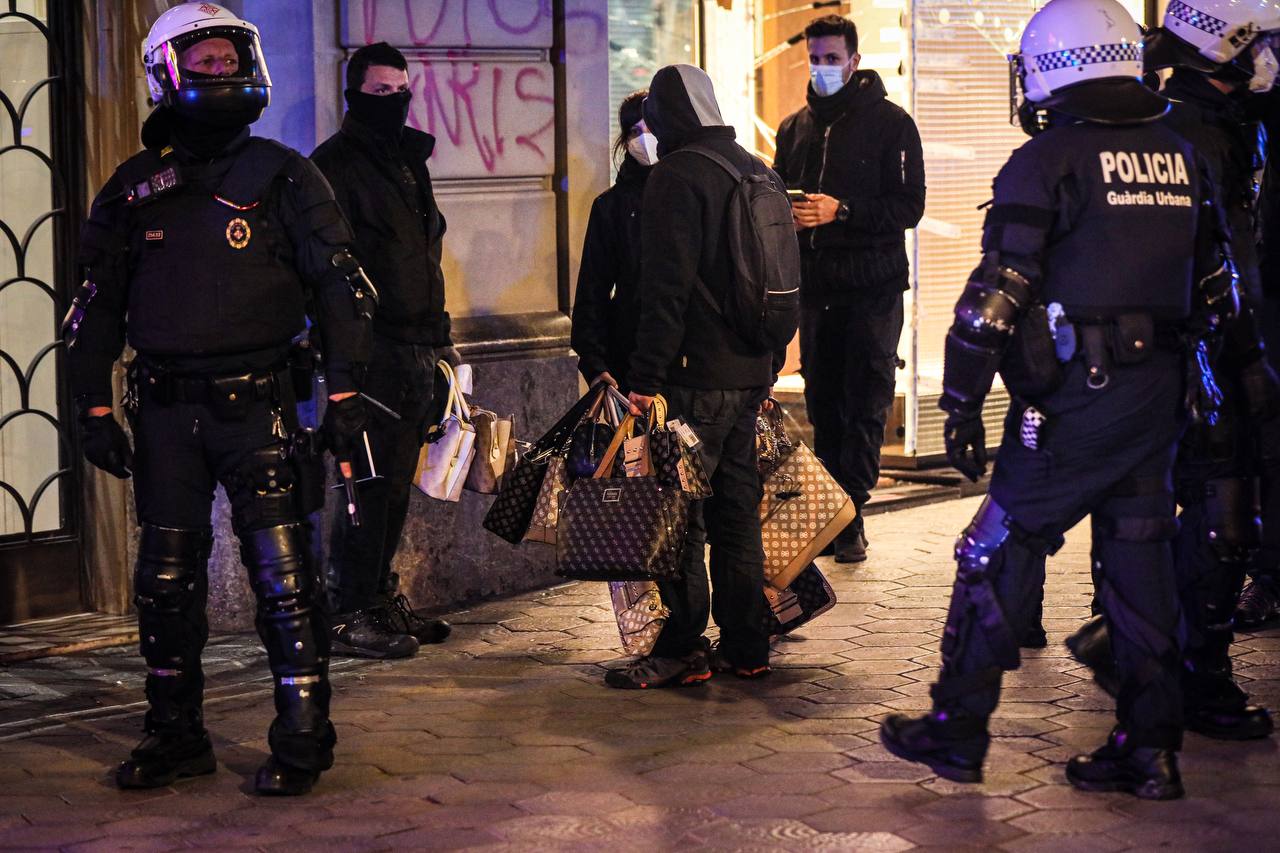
[414,361,477,502]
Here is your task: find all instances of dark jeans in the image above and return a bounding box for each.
[799,288,904,520]
[328,336,435,613]
[651,385,769,667]
[940,352,1187,749]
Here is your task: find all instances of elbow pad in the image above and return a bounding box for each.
[61,280,98,348]
[1197,260,1241,330]
[952,253,1033,348]
[329,250,379,321]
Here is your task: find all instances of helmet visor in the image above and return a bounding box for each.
[150,26,270,96]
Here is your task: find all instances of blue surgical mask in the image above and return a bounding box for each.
[810,64,848,97]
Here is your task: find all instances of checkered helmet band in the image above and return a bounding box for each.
[1167,0,1230,37]
[1033,42,1143,72]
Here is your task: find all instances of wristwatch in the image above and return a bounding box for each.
[836,200,851,223]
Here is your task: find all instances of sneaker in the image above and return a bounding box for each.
[604,648,711,689]
[382,593,452,645]
[1236,576,1280,631]
[879,711,989,784]
[116,731,217,789]
[331,609,419,659]
[1066,728,1183,800]
[834,528,868,564]
[705,639,771,679]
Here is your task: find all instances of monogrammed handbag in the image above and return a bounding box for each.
[483,383,610,543]
[555,410,691,583]
[762,562,837,640]
[609,581,669,657]
[758,406,857,589]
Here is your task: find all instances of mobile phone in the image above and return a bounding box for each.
[786,189,807,203]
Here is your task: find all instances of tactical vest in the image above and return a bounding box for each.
[116,139,308,357]
[1033,124,1202,321]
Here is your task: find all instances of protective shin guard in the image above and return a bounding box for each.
[134,524,213,736]
[241,524,336,777]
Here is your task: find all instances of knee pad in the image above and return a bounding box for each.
[134,524,212,613]
[241,524,324,671]
[229,445,302,534]
[1203,477,1262,564]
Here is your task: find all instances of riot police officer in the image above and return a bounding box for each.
[66,3,373,796]
[878,0,1253,799]
[1069,0,1280,743]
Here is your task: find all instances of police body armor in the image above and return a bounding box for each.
[1035,123,1199,322]
[115,138,307,357]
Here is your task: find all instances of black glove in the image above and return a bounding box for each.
[1184,339,1224,426]
[944,411,987,483]
[81,414,133,479]
[437,345,463,368]
[322,394,369,455]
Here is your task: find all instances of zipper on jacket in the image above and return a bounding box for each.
[811,125,833,250]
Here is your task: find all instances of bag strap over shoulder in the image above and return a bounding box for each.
[214,138,295,209]
[680,144,745,182]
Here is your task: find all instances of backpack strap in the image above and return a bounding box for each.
[213,137,296,210]
[679,144,745,182]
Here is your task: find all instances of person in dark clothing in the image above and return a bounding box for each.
[67,2,372,795]
[311,42,455,659]
[878,0,1264,800]
[1068,4,1280,742]
[607,64,797,690]
[772,14,926,563]
[571,90,654,390]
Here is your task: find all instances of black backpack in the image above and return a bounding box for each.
[681,145,801,352]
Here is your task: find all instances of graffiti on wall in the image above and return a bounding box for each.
[345,0,554,48]
[406,58,554,178]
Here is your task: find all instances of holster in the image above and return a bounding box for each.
[288,338,318,403]
[1109,313,1156,365]
[999,303,1063,399]
[289,428,326,515]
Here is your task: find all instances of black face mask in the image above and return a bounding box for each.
[345,88,412,140]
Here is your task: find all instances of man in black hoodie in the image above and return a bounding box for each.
[773,15,926,563]
[311,43,455,660]
[613,64,790,689]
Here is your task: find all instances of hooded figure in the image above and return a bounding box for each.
[606,65,794,690]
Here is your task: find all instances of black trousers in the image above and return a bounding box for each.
[327,336,435,613]
[937,352,1187,750]
[651,385,770,667]
[130,378,334,770]
[799,288,904,520]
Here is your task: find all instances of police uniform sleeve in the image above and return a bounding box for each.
[277,156,371,395]
[940,143,1059,414]
[66,175,131,413]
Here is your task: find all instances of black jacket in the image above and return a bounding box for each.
[1163,69,1263,302]
[311,114,451,346]
[571,155,650,386]
[628,64,781,397]
[71,109,370,409]
[773,71,925,303]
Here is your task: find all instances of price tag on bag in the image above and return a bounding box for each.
[666,418,701,451]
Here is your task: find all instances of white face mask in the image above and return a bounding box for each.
[627,131,659,166]
[1249,39,1279,93]
[810,64,848,97]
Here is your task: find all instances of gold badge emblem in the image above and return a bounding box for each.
[226,217,251,249]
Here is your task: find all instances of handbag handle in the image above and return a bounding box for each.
[591,392,665,479]
[531,382,611,457]
[436,360,470,424]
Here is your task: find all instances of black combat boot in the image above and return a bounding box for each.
[1066,728,1183,800]
[1066,614,1120,697]
[331,609,419,659]
[1235,575,1280,630]
[1020,595,1048,649]
[116,730,216,789]
[254,756,319,796]
[879,709,989,783]
[1183,663,1274,741]
[834,522,868,564]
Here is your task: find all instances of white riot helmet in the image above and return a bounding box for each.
[1010,0,1167,135]
[142,2,271,126]
[1146,0,1280,93]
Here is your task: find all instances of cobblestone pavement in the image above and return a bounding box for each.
[2,495,1279,851]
